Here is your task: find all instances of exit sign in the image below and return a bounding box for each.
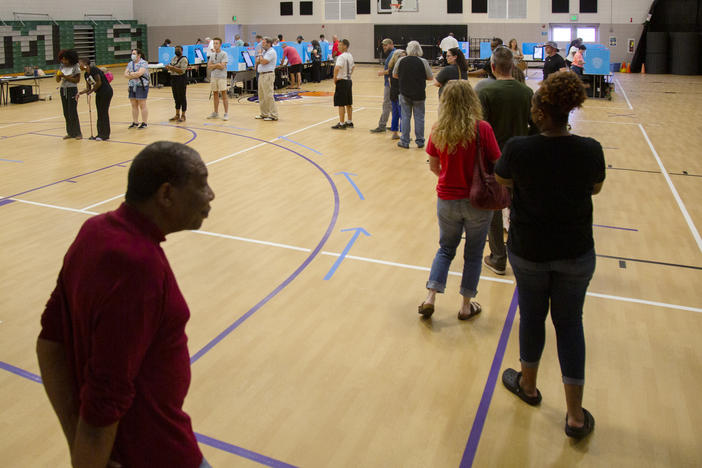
[570,14,578,21]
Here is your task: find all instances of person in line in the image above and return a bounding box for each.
[206,38,229,121]
[37,141,215,468]
[320,34,329,46]
[418,80,500,320]
[161,38,172,47]
[204,37,214,82]
[76,57,113,141]
[370,38,396,133]
[387,49,406,140]
[393,40,433,148]
[125,48,149,129]
[542,41,567,81]
[478,46,535,276]
[255,37,279,121]
[468,37,503,80]
[331,39,355,130]
[570,44,587,78]
[56,49,82,140]
[508,38,527,75]
[497,71,604,439]
[565,37,583,68]
[332,35,340,59]
[310,39,323,83]
[235,34,244,47]
[281,43,303,89]
[439,32,459,65]
[166,45,189,122]
[433,47,468,99]
[296,35,304,44]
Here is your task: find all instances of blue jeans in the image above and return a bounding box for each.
[399,95,425,146]
[509,248,596,385]
[390,100,401,132]
[427,198,493,297]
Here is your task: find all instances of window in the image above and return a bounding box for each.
[472,0,488,13]
[280,1,293,15]
[576,26,596,42]
[300,1,314,14]
[488,0,526,19]
[580,0,596,13]
[552,0,568,13]
[357,0,371,14]
[448,0,463,14]
[552,27,572,42]
[550,24,599,47]
[325,0,356,20]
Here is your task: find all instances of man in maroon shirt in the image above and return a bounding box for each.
[37,141,215,468]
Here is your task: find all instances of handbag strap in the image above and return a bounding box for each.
[474,122,484,174]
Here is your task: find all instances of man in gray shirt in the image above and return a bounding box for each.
[206,37,229,120]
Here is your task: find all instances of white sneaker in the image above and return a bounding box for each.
[222,113,229,121]
[207,112,219,119]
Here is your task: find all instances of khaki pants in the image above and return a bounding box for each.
[258,72,278,119]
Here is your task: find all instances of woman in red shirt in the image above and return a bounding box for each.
[419,80,501,320]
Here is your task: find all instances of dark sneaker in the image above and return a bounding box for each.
[128,122,138,129]
[417,143,425,149]
[345,122,354,128]
[483,255,506,275]
[397,142,409,149]
[369,126,386,133]
[138,122,148,129]
[331,122,346,130]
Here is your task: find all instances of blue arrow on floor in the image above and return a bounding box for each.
[323,227,371,280]
[335,172,364,200]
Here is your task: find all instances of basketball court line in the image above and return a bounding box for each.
[613,77,634,110]
[5,196,701,314]
[639,123,702,253]
[0,361,299,467]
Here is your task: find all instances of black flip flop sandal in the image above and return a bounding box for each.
[458,301,482,320]
[565,408,595,439]
[502,368,542,406]
[418,302,435,318]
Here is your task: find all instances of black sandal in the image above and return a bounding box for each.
[565,408,595,439]
[502,368,542,406]
[418,302,435,318]
[458,301,481,320]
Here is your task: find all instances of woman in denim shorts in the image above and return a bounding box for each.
[124,48,149,129]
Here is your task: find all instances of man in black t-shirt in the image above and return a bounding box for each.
[467,37,503,80]
[392,41,433,148]
[542,41,566,81]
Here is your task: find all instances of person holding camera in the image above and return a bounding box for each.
[124,49,149,129]
[56,49,82,140]
[76,57,113,141]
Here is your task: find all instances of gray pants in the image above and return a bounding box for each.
[377,85,391,128]
[487,209,506,269]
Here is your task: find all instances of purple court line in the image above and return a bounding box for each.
[0,158,23,163]
[460,288,519,468]
[593,224,638,232]
[28,132,148,147]
[0,124,198,207]
[0,361,298,466]
[277,135,323,155]
[195,433,298,468]
[188,127,339,363]
[0,360,43,383]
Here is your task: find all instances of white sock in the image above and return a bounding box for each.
[345,120,353,124]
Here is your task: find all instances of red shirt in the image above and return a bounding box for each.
[426,120,501,200]
[40,203,202,468]
[283,46,302,65]
[332,41,339,57]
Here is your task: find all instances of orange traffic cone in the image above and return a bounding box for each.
[626,62,631,73]
[620,62,626,73]
[641,63,646,74]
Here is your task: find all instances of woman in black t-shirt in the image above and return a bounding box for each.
[77,57,113,141]
[433,47,468,99]
[495,71,605,440]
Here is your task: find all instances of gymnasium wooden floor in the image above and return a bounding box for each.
[1,66,701,467]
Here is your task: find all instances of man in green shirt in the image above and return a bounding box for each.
[478,46,535,275]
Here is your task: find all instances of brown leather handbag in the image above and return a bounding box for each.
[469,124,510,210]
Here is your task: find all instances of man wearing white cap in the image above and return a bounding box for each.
[542,41,566,81]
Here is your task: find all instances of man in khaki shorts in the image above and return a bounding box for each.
[207,37,229,120]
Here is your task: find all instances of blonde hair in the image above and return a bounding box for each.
[387,49,406,70]
[432,80,483,154]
